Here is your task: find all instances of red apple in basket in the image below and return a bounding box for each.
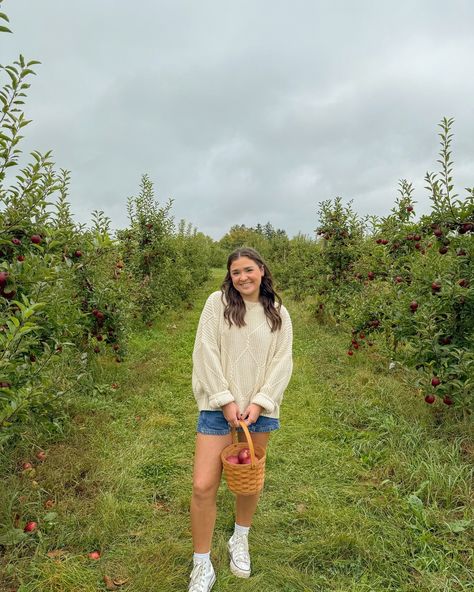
[226,455,240,464]
[240,456,252,465]
[238,448,251,463]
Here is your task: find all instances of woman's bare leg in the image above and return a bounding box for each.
[191,432,232,552]
[235,432,271,526]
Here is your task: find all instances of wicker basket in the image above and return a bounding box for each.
[221,420,266,496]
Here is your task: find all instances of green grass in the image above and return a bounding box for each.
[0,269,472,591]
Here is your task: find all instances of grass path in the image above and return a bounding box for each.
[1,270,472,591]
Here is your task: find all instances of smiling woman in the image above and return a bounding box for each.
[188,247,293,590]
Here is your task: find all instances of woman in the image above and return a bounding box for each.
[188,247,293,591]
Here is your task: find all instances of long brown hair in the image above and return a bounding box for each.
[221,247,282,332]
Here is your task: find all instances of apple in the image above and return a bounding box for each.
[17,255,25,262]
[96,335,103,341]
[30,235,42,244]
[424,394,435,404]
[413,234,421,241]
[431,282,441,292]
[0,271,9,286]
[11,237,21,245]
[36,451,47,462]
[226,455,240,464]
[359,332,365,339]
[439,246,448,255]
[95,311,104,321]
[0,381,11,388]
[443,396,453,406]
[410,301,418,312]
[24,521,38,533]
[433,228,443,237]
[88,551,101,560]
[238,448,251,463]
[22,462,33,470]
[74,250,82,257]
[94,346,100,353]
[367,272,375,280]
[240,456,252,465]
[347,350,353,356]
[394,276,403,284]
[458,279,469,288]
[406,205,413,212]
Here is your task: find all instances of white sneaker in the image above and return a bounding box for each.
[228,533,251,578]
[188,560,216,592]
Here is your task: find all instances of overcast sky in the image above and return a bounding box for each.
[1,1,473,239]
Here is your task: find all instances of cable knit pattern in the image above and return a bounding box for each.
[192,291,293,418]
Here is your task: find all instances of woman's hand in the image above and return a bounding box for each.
[222,401,241,428]
[240,403,263,426]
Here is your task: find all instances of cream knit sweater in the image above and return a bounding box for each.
[192,291,293,419]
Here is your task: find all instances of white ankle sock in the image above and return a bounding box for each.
[193,551,210,564]
[234,523,250,537]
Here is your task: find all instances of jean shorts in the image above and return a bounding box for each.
[197,410,280,435]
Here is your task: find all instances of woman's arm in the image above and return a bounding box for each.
[192,292,236,409]
[250,306,293,414]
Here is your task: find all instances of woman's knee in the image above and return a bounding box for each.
[192,477,219,502]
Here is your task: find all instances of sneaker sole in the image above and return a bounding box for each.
[227,542,251,579]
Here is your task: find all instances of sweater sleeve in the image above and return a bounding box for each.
[192,292,235,409]
[251,306,293,414]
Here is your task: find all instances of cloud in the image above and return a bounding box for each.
[1,0,473,239]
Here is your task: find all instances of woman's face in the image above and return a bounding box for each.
[229,256,264,302]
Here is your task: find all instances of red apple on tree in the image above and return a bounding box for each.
[30,234,42,244]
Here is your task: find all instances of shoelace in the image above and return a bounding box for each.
[231,534,250,566]
[189,561,210,592]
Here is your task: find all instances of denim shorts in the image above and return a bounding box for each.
[197,410,280,435]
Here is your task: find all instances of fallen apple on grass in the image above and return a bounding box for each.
[24,521,38,533]
[88,550,101,560]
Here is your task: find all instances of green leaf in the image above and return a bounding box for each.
[0,24,11,33]
[0,528,27,545]
[446,519,471,533]
[0,12,10,22]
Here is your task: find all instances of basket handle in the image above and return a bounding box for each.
[232,420,258,468]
